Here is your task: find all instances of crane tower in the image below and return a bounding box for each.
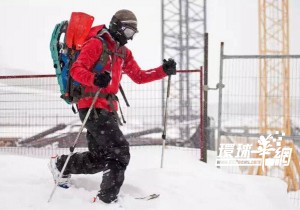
[258,0,290,134]
[161,0,206,142]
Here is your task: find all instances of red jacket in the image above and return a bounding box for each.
[70,25,167,111]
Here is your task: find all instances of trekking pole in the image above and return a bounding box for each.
[48,88,102,203]
[119,84,130,107]
[160,75,171,168]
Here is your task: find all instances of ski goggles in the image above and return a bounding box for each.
[121,26,137,40]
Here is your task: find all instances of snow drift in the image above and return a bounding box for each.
[0,146,296,210]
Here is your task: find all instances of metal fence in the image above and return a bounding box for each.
[216,42,300,207]
[0,70,202,151]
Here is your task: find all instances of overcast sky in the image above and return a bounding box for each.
[1,0,300,81]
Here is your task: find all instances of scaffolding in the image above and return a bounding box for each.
[161,0,206,142]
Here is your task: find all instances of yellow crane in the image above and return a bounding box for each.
[255,0,300,191]
[258,0,290,134]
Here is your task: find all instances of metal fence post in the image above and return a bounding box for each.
[200,32,209,162]
[200,67,206,162]
[217,42,225,157]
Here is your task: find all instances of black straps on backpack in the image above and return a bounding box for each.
[68,29,129,125]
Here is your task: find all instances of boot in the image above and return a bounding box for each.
[48,155,71,189]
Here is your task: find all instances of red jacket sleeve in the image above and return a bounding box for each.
[70,38,102,86]
[122,49,167,84]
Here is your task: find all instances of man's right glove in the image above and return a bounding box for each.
[93,71,111,88]
[162,58,177,75]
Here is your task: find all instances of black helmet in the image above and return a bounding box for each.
[109,9,138,46]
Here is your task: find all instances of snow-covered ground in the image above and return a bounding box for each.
[0,146,297,210]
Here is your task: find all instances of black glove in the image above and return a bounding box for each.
[162,58,177,75]
[93,71,111,88]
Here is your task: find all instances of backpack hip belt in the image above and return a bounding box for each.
[81,92,125,125]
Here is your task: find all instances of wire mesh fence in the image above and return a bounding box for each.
[216,43,300,207]
[219,55,300,134]
[0,70,202,153]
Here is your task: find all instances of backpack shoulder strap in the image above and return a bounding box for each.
[96,28,126,58]
[92,35,110,72]
[113,46,126,59]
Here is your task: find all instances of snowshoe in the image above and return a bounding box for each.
[48,155,71,189]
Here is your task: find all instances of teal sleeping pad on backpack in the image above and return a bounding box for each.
[50,20,69,100]
[50,13,114,105]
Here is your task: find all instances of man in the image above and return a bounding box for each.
[49,9,176,204]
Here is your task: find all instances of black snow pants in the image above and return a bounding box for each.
[56,108,130,203]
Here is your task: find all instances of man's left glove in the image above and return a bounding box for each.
[93,71,111,88]
[162,58,177,75]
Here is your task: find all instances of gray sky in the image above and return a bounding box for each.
[0,0,299,79]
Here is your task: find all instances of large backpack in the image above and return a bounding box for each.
[50,12,129,124]
[50,12,112,104]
